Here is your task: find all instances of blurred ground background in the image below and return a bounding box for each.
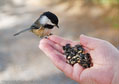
[0,0,119,84]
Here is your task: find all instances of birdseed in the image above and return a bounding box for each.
[63,44,93,68]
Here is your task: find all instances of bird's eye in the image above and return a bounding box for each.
[44,24,54,29]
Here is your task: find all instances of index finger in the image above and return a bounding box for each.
[48,35,73,46]
[39,39,73,75]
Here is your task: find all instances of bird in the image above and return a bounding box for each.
[13,11,59,38]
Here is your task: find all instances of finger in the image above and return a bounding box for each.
[39,39,64,59]
[39,39,73,75]
[48,35,73,46]
[43,38,64,54]
[80,35,104,49]
[71,63,83,82]
[83,47,90,53]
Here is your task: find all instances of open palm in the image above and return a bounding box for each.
[39,35,119,84]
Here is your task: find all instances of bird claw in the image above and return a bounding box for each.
[44,36,48,39]
[49,33,53,36]
[40,33,53,39]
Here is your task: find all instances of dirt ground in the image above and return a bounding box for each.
[0,0,119,84]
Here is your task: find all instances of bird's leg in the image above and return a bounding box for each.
[39,36,44,39]
[44,36,48,39]
[40,33,53,39]
[44,33,53,39]
[48,33,53,36]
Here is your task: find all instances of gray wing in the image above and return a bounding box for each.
[13,18,42,36]
[30,18,42,29]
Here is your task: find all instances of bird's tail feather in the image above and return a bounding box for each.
[13,28,31,36]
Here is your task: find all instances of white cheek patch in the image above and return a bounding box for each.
[47,20,54,25]
[39,15,55,26]
[39,16,49,25]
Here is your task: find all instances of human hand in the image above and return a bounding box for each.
[39,35,119,84]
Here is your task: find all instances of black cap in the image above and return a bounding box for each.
[41,11,59,26]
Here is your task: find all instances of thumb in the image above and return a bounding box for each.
[80,35,103,49]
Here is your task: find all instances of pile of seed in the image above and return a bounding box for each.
[63,44,93,68]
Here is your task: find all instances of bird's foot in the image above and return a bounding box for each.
[44,36,48,39]
[40,33,53,39]
[48,33,53,36]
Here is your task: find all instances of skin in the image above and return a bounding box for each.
[39,35,119,84]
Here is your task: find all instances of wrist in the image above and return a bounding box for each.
[112,67,119,84]
[112,53,119,84]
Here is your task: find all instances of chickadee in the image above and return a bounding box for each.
[14,11,59,38]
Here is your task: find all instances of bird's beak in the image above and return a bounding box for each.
[56,25,59,28]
